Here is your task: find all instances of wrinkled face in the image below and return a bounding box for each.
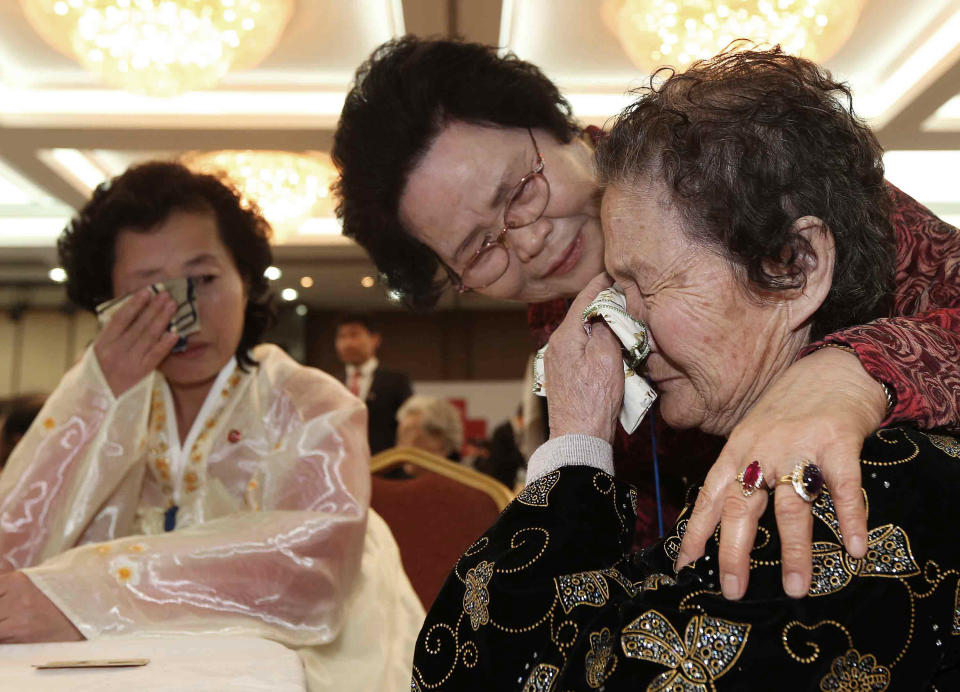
[399,121,605,303]
[112,210,247,391]
[601,181,797,436]
[335,323,380,366]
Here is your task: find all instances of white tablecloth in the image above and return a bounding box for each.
[0,636,306,691]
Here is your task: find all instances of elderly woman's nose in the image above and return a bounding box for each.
[508,219,552,263]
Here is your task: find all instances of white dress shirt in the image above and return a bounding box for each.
[345,357,378,401]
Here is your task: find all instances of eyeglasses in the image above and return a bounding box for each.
[453,128,551,292]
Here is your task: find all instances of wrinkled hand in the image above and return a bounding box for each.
[94,288,179,397]
[0,572,83,643]
[545,274,623,443]
[676,346,888,600]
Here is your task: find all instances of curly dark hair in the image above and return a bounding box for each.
[332,35,582,310]
[58,161,276,370]
[596,46,896,340]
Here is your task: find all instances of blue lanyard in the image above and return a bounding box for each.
[650,409,665,538]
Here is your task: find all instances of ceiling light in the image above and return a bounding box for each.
[299,276,314,288]
[603,0,865,73]
[280,287,298,301]
[263,265,281,280]
[48,266,67,283]
[360,275,375,288]
[883,151,960,205]
[183,150,339,244]
[42,148,108,192]
[20,0,294,97]
[0,217,71,246]
[295,304,307,317]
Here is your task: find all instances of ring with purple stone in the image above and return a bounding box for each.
[736,460,765,497]
[777,459,824,502]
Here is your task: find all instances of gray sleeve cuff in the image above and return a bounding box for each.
[526,434,614,484]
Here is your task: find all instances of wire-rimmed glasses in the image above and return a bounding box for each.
[454,128,551,292]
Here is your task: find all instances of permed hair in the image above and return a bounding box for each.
[332,36,581,310]
[596,46,896,340]
[58,161,276,370]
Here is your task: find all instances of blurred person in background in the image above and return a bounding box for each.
[0,162,422,692]
[396,394,464,461]
[475,404,526,489]
[334,313,412,454]
[0,394,45,469]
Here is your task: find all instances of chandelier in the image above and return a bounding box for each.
[604,0,866,73]
[20,0,294,97]
[182,150,338,244]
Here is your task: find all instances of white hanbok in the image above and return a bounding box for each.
[0,344,423,691]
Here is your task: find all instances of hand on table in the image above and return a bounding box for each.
[545,274,624,443]
[94,288,179,397]
[0,571,83,643]
[675,345,889,600]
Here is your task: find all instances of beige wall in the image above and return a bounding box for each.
[0,309,97,398]
[305,309,534,382]
[0,306,536,399]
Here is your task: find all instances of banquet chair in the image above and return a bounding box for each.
[370,446,514,609]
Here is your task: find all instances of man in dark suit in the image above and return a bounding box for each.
[335,314,413,454]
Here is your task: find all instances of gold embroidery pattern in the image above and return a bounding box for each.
[954,580,960,635]
[862,429,919,467]
[517,471,560,507]
[663,518,688,563]
[601,567,640,597]
[809,524,919,597]
[642,573,677,591]
[818,649,890,691]
[585,627,617,689]
[808,492,918,597]
[463,561,494,630]
[146,368,249,510]
[925,433,960,458]
[620,610,749,690]
[808,489,918,597]
[555,571,610,614]
[522,663,559,692]
[555,567,639,614]
[781,619,852,664]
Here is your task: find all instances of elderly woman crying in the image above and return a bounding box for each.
[411,47,960,691]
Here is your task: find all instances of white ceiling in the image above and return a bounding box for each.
[1,0,958,311]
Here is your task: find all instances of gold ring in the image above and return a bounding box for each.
[777,459,824,502]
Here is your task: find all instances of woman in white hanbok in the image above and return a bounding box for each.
[0,162,423,691]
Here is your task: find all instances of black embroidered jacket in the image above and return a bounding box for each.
[412,428,960,690]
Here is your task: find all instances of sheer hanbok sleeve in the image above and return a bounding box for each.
[20,356,371,648]
[802,186,960,431]
[0,348,152,572]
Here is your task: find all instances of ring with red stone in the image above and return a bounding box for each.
[736,460,765,497]
[777,459,824,502]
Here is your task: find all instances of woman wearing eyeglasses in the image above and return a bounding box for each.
[332,36,960,601]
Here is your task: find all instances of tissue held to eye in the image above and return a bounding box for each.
[96,276,200,353]
[533,287,656,433]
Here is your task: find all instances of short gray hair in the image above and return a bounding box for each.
[396,395,464,455]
